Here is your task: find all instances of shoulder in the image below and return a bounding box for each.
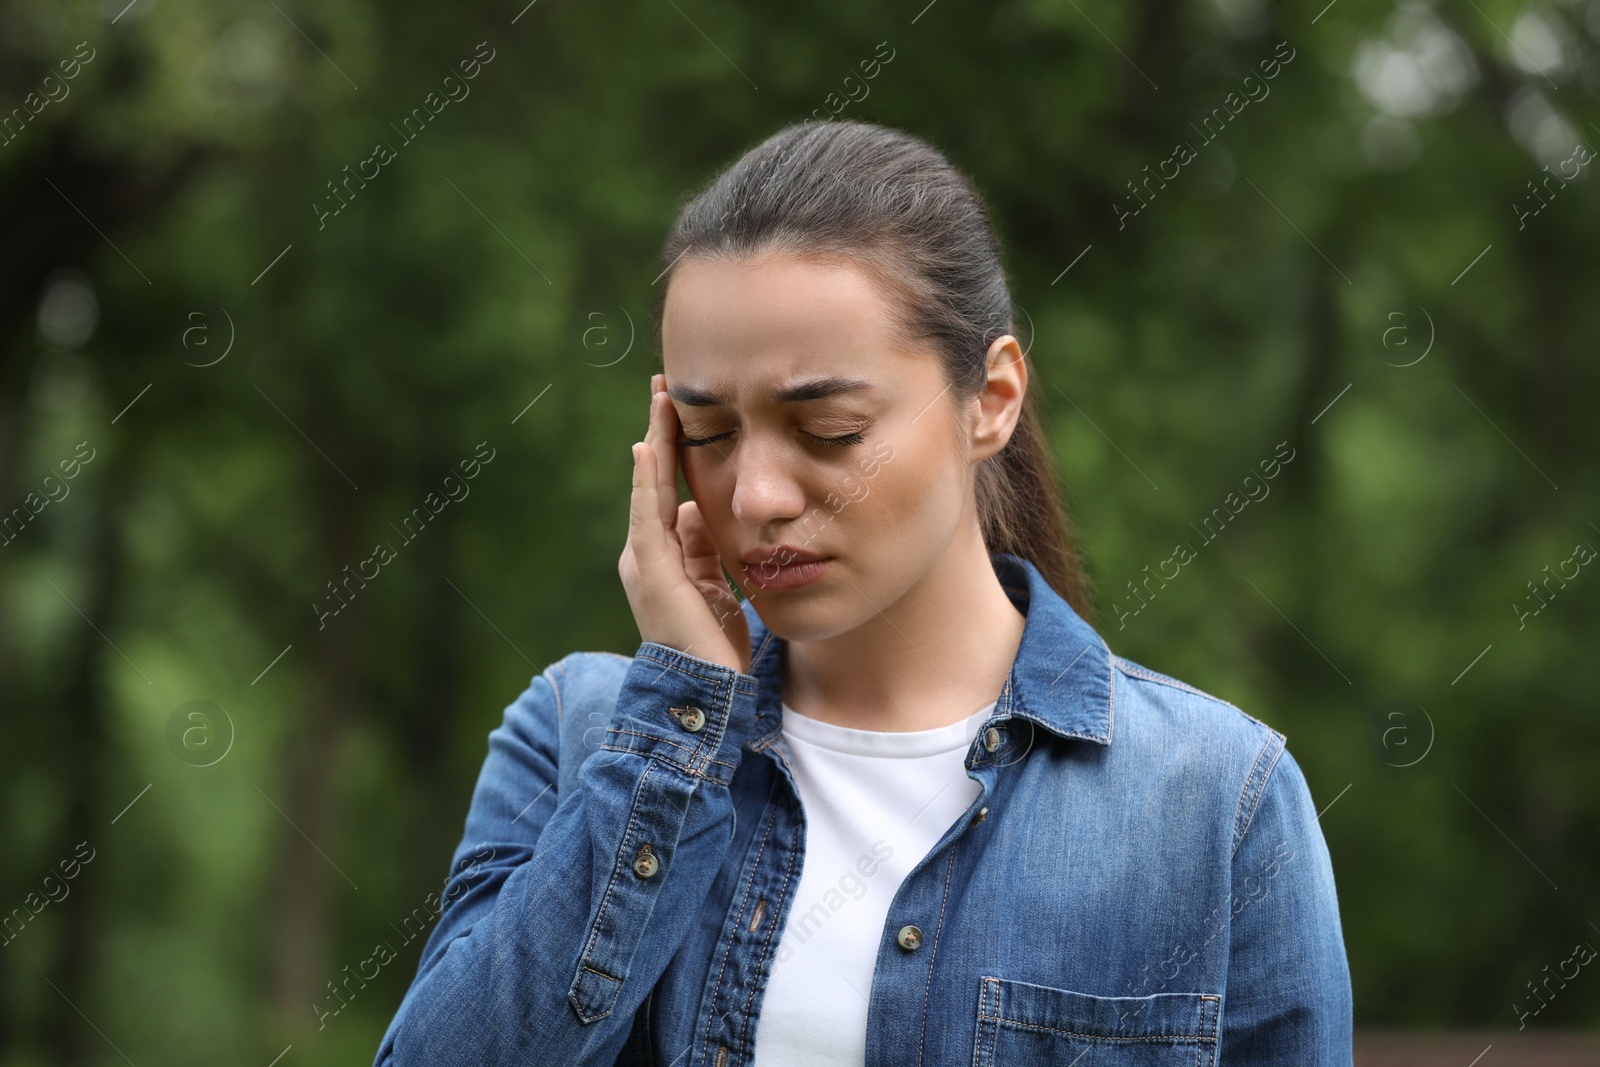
[547,648,637,680]
[492,649,636,738]
[1105,651,1289,854]
[532,649,636,710]
[487,651,641,793]
[1109,652,1279,741]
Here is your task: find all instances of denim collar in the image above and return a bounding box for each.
[741,551,1113,746]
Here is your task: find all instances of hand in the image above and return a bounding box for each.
[620,373,752,675]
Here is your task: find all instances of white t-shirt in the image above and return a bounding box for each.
[750,698,997,1067]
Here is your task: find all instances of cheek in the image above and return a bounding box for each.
[681,457,739,537]
[680,453,723,501]
[837,444,948,530]
[876,468,944,531]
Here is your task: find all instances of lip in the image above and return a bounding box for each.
[740,544,827,567]
[738,546,832,592]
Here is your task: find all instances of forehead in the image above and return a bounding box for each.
[661,254,916,397]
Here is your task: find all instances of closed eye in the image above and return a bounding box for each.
[809,430,865,447]
[677,432,734,447]
[677,430,866,448]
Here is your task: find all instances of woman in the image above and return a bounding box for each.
[375,119,1352,1066]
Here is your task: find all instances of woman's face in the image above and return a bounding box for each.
[661,252,1010,642]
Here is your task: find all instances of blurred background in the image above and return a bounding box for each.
[1,0,1597,1062]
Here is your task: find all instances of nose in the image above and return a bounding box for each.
[729,438,807,528]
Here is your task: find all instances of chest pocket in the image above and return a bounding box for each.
[973,975,1221,1067]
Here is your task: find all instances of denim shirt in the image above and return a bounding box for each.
[374,551,1353,1066]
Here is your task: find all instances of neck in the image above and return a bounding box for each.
[779,524,1026,732]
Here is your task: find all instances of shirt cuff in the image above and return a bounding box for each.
[602,640,760,785]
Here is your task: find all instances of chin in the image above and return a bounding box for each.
[745,587,871,644]
[749,606,842,644]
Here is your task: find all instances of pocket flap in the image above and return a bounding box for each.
[979,975,1221,1041]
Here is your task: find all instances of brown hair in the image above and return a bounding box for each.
[652,119,1094,621]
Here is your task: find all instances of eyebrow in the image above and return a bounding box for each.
[667,375,874,407]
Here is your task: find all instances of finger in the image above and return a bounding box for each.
[648,388,679,533]
[629,439,665,565]
[677,500,726,587]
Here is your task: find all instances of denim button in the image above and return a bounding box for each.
[971,806,989,826]
[673,705,706,732]
[632,844,660,878]
[983,726,1002,752]
[897,924,923,950]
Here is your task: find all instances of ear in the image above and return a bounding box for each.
[969,334,1027,464]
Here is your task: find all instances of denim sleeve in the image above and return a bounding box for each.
[1218,743,1354,1064]
[373,641,759,1066]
